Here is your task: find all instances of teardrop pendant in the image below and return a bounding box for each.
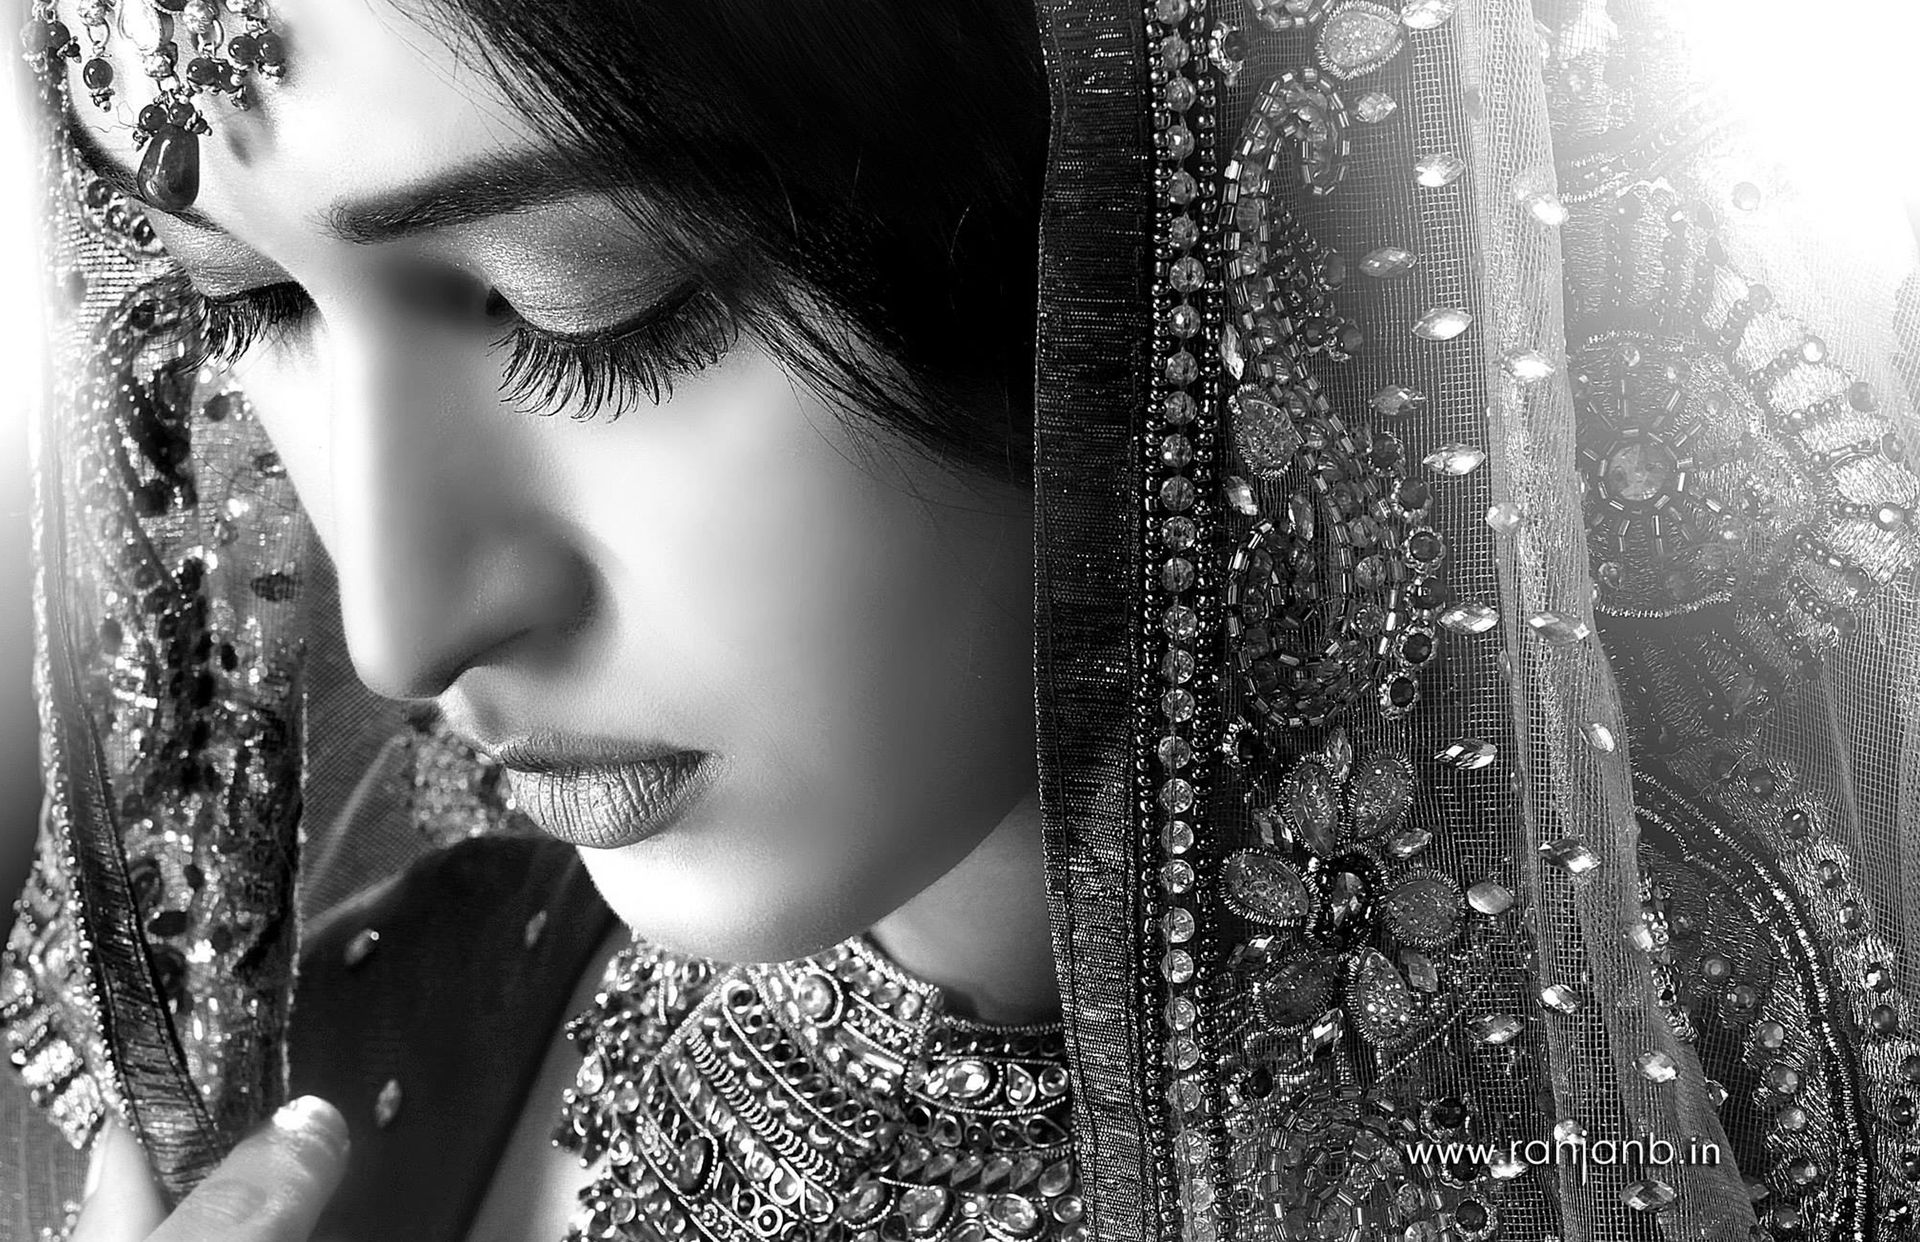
[137,124,201,212]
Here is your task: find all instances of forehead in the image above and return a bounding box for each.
[57,0,541,223]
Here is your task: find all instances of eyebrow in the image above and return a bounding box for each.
[62,95,615,245]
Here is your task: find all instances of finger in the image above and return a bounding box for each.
[147,1096,350,1242]
[70,1117,168,1242]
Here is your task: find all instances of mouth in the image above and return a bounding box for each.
[493,741,716,850]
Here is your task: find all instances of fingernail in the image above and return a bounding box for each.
[273,1096,349,1159]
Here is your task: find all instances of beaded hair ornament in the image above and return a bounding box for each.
[20,0,286,211]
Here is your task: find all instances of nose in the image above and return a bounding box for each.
[325,325,593,701]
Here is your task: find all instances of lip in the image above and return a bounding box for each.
[494,741,716,850]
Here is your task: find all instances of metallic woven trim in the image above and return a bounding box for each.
[1031,0,1160,1236]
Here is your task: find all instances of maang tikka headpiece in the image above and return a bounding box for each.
[21,0,286,212]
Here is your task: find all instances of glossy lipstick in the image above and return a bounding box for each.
[494,735,715,849]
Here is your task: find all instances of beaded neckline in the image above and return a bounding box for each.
[554,933,1085,1241]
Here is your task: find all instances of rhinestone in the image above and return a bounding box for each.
[1359,246,1417,278]
[1488,1151,1526,1179]
[1469,1013,1522,1044]
[1526,611,1591,645]
[900,1186,951,1233]
[1399,0,1455,27]
[1622,1179,1677,1212]
[1401,949,1438,991]
[1485,502,1523,534]
[1415,152,1466,187]
[1354,90,1397,122]
[1538,984,1582,1014]
[1637,1050,1678,1082]
[1439,602,1497,634]
[1467,880,1514,915]
[523,910,548,949]
[374,1078,403,1129]
[989,1195,1042,1236]
[1540,836,1600,874]
[343,928,380,969]
[1523,191,1569,227]
[1232,385,1304,476]
[945,1059,992,1100]
[1435,738,1496,770]
[1226,476,1259,516]
[1581,722,1617,752]
[1222,849,1313,926]
[1502,349,1556,382]
[1412,307,1473,341]
[1372,385,1429,417]
[1423,443,1486,476]
[1385,825,1432,858]
[1731,181,1763,211]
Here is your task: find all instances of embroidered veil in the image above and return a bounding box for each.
[9,0,1920,1239]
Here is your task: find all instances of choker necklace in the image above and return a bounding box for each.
[553,934,1085,1242]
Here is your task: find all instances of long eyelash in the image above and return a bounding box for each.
[495,286,742,422]
[174,283,316,371]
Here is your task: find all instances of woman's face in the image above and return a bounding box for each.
[60,0,1037,962]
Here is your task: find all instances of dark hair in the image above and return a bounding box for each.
[415,0,1048,486]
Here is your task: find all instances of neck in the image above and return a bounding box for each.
[865,791,1062,1027]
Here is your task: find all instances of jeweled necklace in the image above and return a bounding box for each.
[553,934,1086,1242]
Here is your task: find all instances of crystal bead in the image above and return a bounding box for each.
[1415,152,1466,187]
[1161,907,1195,943]
[1622,1179,1677,1212]
[1540,836,1600,874]
[1731,181,1763,211]
[1485,502,1523,534]
[1637,1050,1678,1082]
[1158,734,1192,770]
[1157,779,1195,814]
[1226,476,1259,516]
[1354,90,1397,122]
[1435,738,1496,770]
[1160,860,1195,893]
[1538,983,1582,1014]
[1399,0,1456,28]
[1155,0,1190,22]
[1468,1013,1522,1044]
[1162,819,1194,853]
[1359,246,1417,278]
[1161,950,1194,983]
[1552,1119,1586,1143]
[1384,825,1432,858]
[523,910,548,948]
[1502,349,1556,382]
[945,1059,993,1100]
[1423,443,1487,476]
[1159,476,1195,513]
[1400,949,1438,991]
[1372,385,1429,417]
[1525,611,1591,645]
[1169,256,1206,293]
[1440,602,1497,634]
[1412,307,1473,341]
[1467,880,1514,915]
[136,123,200,212]
[1581,722,1617,752]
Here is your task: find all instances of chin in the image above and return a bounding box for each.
[570,838,874,966]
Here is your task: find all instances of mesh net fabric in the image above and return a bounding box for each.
[1036,0,1920,1239]
[8,1,1920,1241]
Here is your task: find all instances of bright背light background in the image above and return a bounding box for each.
[2,51,45,911]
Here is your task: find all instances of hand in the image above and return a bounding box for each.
[70,1097,350,1242]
